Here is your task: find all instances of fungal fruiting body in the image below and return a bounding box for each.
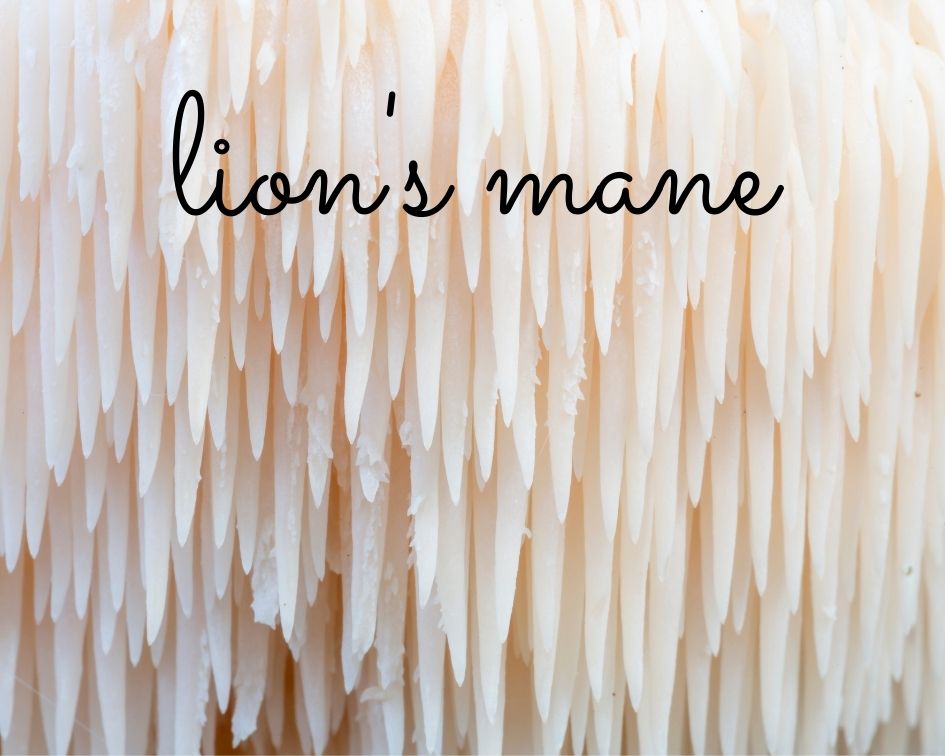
[1,0,945,753]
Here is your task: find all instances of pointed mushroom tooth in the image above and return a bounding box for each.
[1,1,944,753]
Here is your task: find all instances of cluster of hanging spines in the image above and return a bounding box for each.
[1,0,945,753]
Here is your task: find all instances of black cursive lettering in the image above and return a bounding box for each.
[173,90,391,218]
[485,168,783,216]
[173,90,782,221]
